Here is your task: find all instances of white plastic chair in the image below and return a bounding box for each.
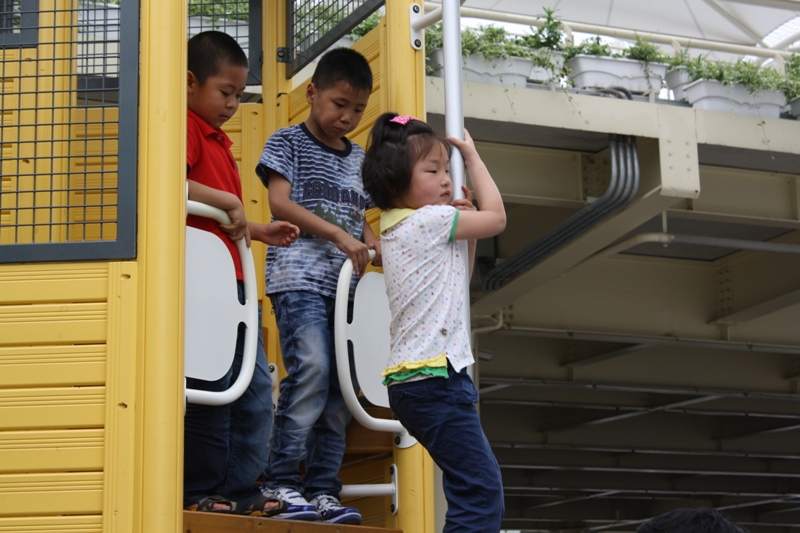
[184,199,259,406]
[334,250,415,514]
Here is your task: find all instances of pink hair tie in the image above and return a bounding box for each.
[389,115,419,126]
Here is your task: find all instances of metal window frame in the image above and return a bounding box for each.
[0,0,38,48]
[247,0,261,85]
[0,0,138,263]
[283,0,383,79]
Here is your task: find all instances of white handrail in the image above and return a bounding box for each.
[185,199,259,406]
[333,250,414,447]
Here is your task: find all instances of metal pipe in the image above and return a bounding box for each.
[479,375,800,401]
[483,398,800,421]
[504,486,793,499]
[483,136,624,290]
[441,0,473,364]
[484,128,641,291]
[491,325,800,356]
[491,441,800,460]
[411,0,466,31]
[571,232,800,274]
[498,462,800,478]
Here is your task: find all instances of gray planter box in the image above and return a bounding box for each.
[682,79,786,118]
[427,49,534,88]
[566,54,667,94]
[665,66,691,101]
[789,96,800,120]
[528,49,564,84]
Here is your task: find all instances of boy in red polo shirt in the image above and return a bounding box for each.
[184,30,298,516]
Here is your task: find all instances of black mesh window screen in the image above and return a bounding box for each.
[188,0,262,85]
[285,0,383,78]
[1,0,37,46]
[0,0,138,263]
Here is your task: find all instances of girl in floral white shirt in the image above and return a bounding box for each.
[362,112,507,533]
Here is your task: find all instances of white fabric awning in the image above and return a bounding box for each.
[455,0,800,49]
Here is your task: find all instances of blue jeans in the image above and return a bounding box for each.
[388,367,505,533]
[184,282,273,509]
[266,290,351,499]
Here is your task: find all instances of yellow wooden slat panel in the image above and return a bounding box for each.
[0,515,102,533]
[229,104,268,298]
[352,23,381,61]
[0,472,103,517]
[0,344,105,388]
[0,387,105,431]
[0,302,107,346]
[0,429,104,473]
[0,263,108,304]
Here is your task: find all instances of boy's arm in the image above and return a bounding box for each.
[187,179,250,245]
[248,220,299,247]
[362,220,382,267]
[267,171,371,275]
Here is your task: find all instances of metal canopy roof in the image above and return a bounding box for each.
[458,0,800,49]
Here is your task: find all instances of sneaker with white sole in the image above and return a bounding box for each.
[260,485,318,521]
[310,494,362,525]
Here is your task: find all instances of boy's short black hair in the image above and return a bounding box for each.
[188,30,248,85]
[311,48,373,93]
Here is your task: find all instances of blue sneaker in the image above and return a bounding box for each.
[260,485,318,521]
[310,494,362,525]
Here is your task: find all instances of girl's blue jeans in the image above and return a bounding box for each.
[388,367,505,533]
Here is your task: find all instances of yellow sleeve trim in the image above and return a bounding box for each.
[381,353,448,376]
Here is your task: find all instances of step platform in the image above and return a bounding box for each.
[183,511,402,533]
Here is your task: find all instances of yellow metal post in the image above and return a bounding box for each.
[260,1,297,377]
[384,1,436,532]
[136,1,187,531]
[384,0,427,119]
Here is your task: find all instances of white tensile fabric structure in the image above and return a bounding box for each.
[449,0,800,50]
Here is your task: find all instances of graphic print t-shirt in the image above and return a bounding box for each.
[257,123,372,298]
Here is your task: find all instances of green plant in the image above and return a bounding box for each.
[461,24,532,61]
[782,54,800,101]
[518,7,564,51]
[348,12,382,40]
[727,59,783,94]
[683,55,785,96]
[666,47,692,70]
[425,22,444,56]
[683,54,724,82]
[426,23,532,61]
[563,36,613,62]
[623,36,666,63]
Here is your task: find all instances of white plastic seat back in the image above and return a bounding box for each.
[334,253,413,447]
[184,199,258,406]
[348,271,393,408]
[185,227,245,381]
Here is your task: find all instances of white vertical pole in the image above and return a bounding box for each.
[442,0,464,191]
[441,0,472,367]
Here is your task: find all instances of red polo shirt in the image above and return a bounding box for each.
[186,109,244,279]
